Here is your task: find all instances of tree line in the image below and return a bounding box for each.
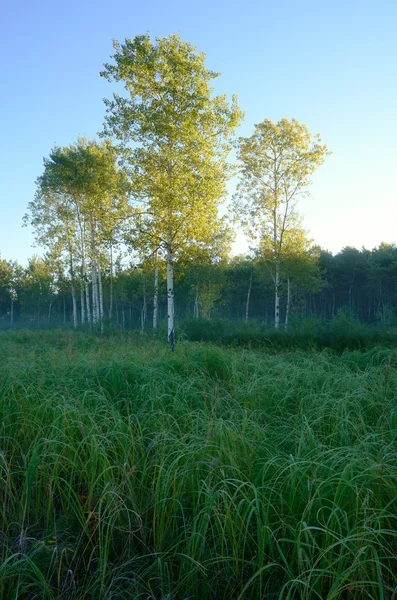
[2,33,395,339]
[1,243,396,329]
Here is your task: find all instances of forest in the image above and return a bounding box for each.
[1,243,397,332]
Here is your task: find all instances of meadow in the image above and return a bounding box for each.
[0,329,396,599]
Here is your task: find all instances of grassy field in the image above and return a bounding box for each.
[0,330,396,599]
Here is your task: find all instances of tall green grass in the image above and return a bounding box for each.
[176,314,397,351]
[0,330,396,598]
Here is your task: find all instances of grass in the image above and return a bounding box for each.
[0,329,397,599]
[176,315,397,352]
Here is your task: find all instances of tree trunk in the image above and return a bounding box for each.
[274,258,280,329]
[194,283,199,319]
[80,279,85,325]
[245,270,253,323]
[98,262,104,333]
[72,281,77,329]
[166,233,175,351]
[109,244,113,320]
[285,277,290,331]
[78,217,91,326]
[69,257,78,330]
[141,278,147,333]
[91,260,98,325]
[90,218,99,326]
[48,296,53,324]
[153,252,159,329]
[10,297,13,325]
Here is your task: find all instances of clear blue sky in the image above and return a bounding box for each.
[1,0,396,264]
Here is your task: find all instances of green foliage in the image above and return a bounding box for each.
[233,118,329,327]
[178,316,397,352]
[101,33,243,254]
[1,331,397,598]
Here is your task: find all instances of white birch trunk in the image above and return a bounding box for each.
[285,277,290,331]
[245,270,253,323]
[153,252,159,329]
[141,278,147,333]
[98,262,104,333]
[109,244,113,320]
[91,259,98,325]
[166,234,175,351]
[71,282,77,329]
[90,218,99,326]
[77,215,91,326]
[80,280,85,325]
[96,262,100,324]
[69,252,78,329]
[274,258,280,329]
[84,263,91,325]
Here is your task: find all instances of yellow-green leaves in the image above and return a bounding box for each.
[101,33,243,252]
[234,117,329,256]
[233,117,329,328]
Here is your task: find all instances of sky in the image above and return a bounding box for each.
[1,0,396,264]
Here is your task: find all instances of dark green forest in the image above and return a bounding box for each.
[1,243,397,330]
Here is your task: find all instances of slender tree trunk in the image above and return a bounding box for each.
[63,297,66,325]
[109,244,113,320]
[69,254,78,330]
[153,252,159,329]
[166,233,175,351]
[71,289,78,328]
[84,265,91,325]
[10,297,13,325]
[96,263,101,324]
[122,306,125,332]
[48,296,53,324]
[98,263,104,333]
[91,260,98,326]
[141,278,147,333]
[90,217,98,326]
[80,279,85,325]
[274,258,280,329]
[77,215,91,326]
[194,283,199,319]
[245,270,253,323]
[285,277,291,331]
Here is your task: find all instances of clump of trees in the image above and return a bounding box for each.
[100,34,242,348]
[233,118,329,328]
[2,33,394,338]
